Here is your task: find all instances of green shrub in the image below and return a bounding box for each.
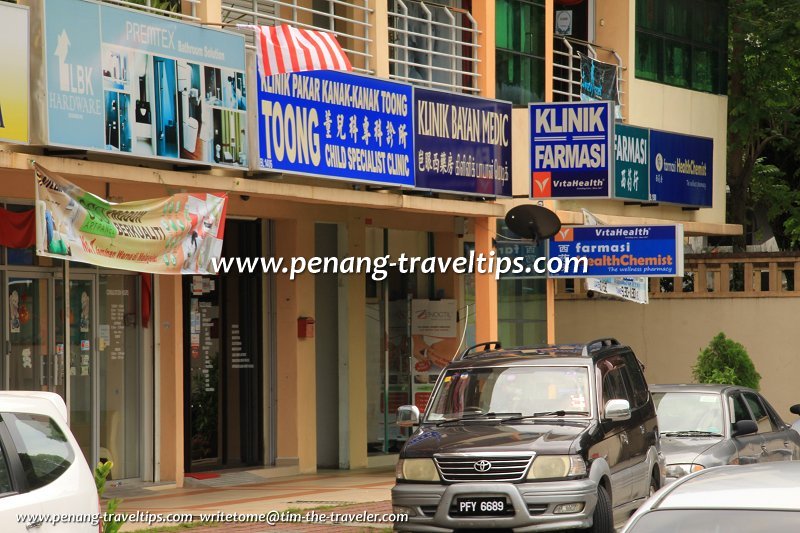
[692,332,761,389]
[95,461,127,533]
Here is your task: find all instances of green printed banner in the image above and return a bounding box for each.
[34,164,227,274]
[614,124,649,201]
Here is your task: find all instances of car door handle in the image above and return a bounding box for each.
[26,520,43,530]
[620,432,629,446]
[640,425,646,435]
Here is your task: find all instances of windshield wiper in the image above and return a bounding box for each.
[433,412,521,426]
[661,430,723,437]
[500,410,589,423]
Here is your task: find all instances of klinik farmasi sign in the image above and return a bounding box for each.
[530,101,613,199]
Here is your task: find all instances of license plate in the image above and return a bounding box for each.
[453,496,508,516]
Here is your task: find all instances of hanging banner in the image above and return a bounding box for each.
[411,299,458,412]
[40,0,247,167]
[578,52,621,119]
[586,277,649,304]
[414,88,512,197]
[0,3,29,144]
[34,164,227,275]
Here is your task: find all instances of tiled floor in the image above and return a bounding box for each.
[108,468,396,532]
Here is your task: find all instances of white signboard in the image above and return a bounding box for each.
[586,277,649,304]
[411,299,457,337]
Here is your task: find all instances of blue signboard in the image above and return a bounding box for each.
[44,0,248,167]
[530,101,613,199]
[414,88,511,197]
[257,68,414,186]
[649,129,713,207]
[547,225,683,278]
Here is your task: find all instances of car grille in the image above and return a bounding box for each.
[434,453,535,482]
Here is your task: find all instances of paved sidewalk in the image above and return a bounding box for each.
[107,467,396,532]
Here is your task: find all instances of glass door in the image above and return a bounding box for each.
[55,276,97,465]
[6,275,59,396]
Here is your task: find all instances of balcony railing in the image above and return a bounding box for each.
[553,36,625,120]
[388,0,480,94]
[102,0,200,21]
[555,253,800,300]
[221,0,374,74]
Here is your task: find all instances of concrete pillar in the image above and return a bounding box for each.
[471,1,496,97]
[343,212,368,469]
[371,0,390,78]
[156,275,184,486]
[434,230,460,300]
[473,217,498,343]
[274,218,317,472]
[187,0,221,24]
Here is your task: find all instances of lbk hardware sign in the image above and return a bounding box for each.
[530,101,613,199]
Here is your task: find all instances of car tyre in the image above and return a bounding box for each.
[649,473,659,498]
[586,485,613,533]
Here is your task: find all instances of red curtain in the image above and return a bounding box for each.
[0,207,35,249]
[140,273,152,328]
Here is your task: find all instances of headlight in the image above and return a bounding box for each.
[527,455,587,480]
[396,458,440,481]
[665,463,704,479]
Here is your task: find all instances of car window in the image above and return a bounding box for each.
[0,438,13,495]
[624,355,649,408]
[743,393,777,434]
[5,413,74,491]
[599,356,631,406]
[729,394,753,425]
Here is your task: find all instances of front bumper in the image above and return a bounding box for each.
[391,478,598,532]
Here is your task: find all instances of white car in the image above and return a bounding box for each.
[0,392,99,532]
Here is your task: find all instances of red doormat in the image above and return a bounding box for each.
[185,472,220,480]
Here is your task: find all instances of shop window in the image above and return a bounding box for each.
[495,0,545,105]
[635,0,727,94]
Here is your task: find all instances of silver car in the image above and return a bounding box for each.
[621,462,800,532]
[650,384,800,483]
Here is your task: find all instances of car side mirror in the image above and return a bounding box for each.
[604,399,631,422]
[733,419,758,437]
[790,404,800,416]
[397,405,420,428]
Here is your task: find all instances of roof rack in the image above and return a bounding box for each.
[457,341,503,360]
[581,338,620,357]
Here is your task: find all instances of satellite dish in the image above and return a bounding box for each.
[504,204,562,243]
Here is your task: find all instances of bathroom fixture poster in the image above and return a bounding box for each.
[34,163,228,275]
[0,3,29,144]
[41,0,248,168]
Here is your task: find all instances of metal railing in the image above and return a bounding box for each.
[388,0,480,94]
[102,0,199,21]
[220,0,373,74]
[555,253,800,300]
[552,36,625,120]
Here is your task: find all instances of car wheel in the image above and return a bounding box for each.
[586,485,613,533]
[649,473,659,498]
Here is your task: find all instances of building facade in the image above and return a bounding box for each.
[0,0,736,485]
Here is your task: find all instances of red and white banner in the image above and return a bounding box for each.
[245,24,352,77]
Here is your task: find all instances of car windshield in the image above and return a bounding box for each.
[425,366,591,421]
[653,392,724,435]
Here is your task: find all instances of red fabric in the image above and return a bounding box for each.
[251,24,352,77]
[140,274,152,328]
[0,207,35,249]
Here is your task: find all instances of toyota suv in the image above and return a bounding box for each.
[392,339,664,532]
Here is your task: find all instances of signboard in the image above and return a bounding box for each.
[579,53,620,119]
[649,129,713,207]
[614,124,649,201]
[548,225,683,278]
[0,3,29,144]
[34,163,228,275]
[42,0,248,167]
[414,88,512,197]
[257,69,414,187]
[530,101,613,199]
[411,299,458,412]
[586,277,649,304]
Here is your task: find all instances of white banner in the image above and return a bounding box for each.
[586,277,649,304]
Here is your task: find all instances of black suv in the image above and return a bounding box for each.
[392,339,664,532]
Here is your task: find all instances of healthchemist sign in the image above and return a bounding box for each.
[649,129,713,207]
[530,101,613,199]
[41,0,248,168]
[414,88,512,197]
[547,225,683,278]
[257,69,414,187]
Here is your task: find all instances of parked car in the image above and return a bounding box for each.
[650,384,800,484]
[392,338,664,532]
[0,391,99,532]
[790,404,800,436]
[621,462,800,532]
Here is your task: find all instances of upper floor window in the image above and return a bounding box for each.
[635,0,727,94]
[388,0,479,94]
[495,0,545,105]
